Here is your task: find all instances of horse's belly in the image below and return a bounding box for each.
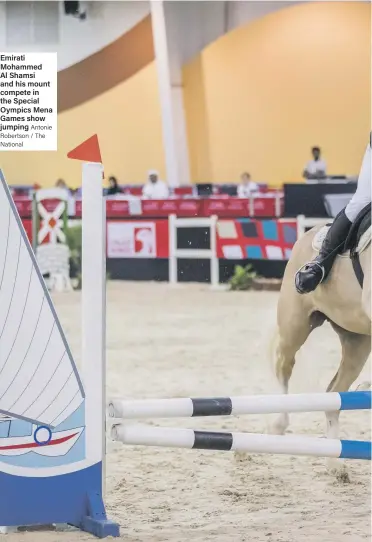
[312,257,371,335]
[315,300,371,334]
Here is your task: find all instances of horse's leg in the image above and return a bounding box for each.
[235,306,314,462]
[272,306,324,434]
[326,325,371,477]
[270,232,324,435]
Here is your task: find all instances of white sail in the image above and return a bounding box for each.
[0,171,84,428]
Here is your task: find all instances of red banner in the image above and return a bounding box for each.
[203,197,283,217]
[107,220,169,258]
[16,196,283,219]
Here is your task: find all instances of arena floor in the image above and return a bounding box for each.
[11,282,371,542]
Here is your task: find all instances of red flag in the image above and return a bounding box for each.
[67,134,102,163]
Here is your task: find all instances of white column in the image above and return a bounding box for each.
[151,0,190,187]
[81,162,106,478]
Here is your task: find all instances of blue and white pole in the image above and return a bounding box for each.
[108,391,371,420]
[111,424,371,461]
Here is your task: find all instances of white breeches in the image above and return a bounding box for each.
[345,144,371,222]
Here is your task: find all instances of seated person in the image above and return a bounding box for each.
[303,147,327,181]
[142,170,169,199]
[237,172,258,198]
[106,176,122,196]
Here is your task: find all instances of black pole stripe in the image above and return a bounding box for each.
[193,431,234,451]
[191,397,233,417]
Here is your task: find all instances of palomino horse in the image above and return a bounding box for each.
[274,223,371,477]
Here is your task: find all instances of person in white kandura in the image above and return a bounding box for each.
[303,146,327,181]
[142,170,169,199]
[295,135,372,294]
[237,172,259,198]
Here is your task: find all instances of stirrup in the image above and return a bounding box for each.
[296,261,326,283]
[295,261,326,294]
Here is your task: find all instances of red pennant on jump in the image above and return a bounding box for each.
[67,134,102,163]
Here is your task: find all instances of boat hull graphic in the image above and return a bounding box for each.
[0,427,83,457]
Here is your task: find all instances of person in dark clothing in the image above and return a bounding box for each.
[106,176,121,196]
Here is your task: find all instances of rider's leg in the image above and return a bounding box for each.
[295,209,351,294]
[295,142,371,295]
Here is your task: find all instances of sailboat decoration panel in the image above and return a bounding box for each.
[0,171,85,465]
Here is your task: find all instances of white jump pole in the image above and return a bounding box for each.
[168,214,177,285]
[82,162,107,488]
[111,424,371,460]
[108,391,371,420]
[66,137,119,537]
[209,215,218,288]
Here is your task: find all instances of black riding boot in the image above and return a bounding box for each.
[295,209,352,294]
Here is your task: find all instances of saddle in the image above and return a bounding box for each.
[312,204,371,287]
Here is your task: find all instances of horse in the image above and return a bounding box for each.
[273,214,371,479]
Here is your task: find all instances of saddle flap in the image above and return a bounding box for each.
[344,203,371,252]
[356,226,371,254]
[312,225,371,255]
